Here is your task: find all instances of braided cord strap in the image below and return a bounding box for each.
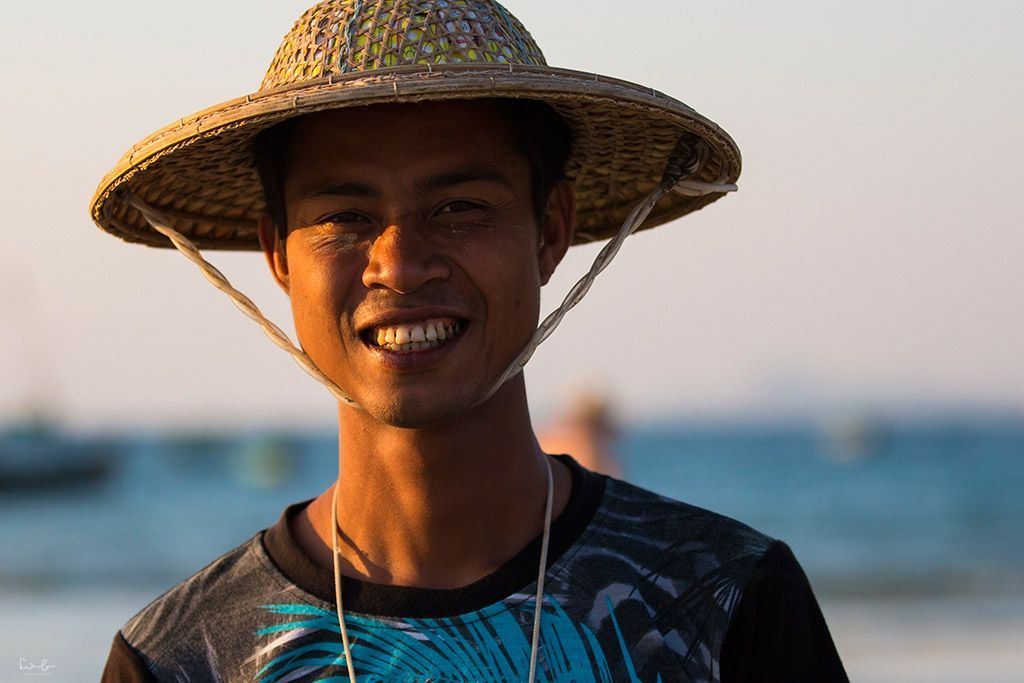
[331,483,359,683]
[527,455,555,683]
[124,194,360,409]
[475,149,737,406]
[126,145,735,414]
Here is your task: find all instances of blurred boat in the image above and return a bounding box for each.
[1,272,118,493]
[0,419,116,493]
[820,413,891,462]
[228,433,301,489]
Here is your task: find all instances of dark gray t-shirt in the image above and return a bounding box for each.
[102,456,847,682]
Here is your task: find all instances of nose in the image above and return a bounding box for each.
[361,219,450,293]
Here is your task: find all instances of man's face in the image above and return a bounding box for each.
[261,101,574,427]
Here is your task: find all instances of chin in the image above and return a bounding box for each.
[358,390,481,429]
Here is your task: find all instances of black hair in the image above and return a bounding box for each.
[252,98,574,242]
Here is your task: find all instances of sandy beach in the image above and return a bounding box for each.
[825,597,1024,683]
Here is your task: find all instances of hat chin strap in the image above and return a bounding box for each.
[126,150,735,413]
[126,194,359,408]
[475,171,737,406]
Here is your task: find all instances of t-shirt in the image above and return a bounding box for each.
[102,455,847,682]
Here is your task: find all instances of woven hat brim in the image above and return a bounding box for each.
[90,64,741,250]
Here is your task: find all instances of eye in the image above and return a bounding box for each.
[305,210,375,253]
[435,200,485,215]
[320,210,372,226]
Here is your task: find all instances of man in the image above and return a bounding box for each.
[93,1,847,680]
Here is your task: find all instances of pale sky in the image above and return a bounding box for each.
[1,1,1021,428]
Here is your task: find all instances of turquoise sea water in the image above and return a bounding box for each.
[626,421,1024,600]
[2,418,1023,680]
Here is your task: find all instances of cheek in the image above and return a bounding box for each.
[476,242,543,315]
[510,290,536,318]
[286,254,359,342]
[493,264,543,333]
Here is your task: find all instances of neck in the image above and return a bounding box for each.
[300,376,571,589]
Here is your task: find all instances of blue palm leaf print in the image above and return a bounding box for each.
[253,595,644,682]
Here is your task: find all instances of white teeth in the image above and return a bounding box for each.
[370,317,463,352]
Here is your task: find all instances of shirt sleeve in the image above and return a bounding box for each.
[720,540,849,683]
[101,631,157,683]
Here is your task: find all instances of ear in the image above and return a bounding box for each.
[257,214,290,294]
[538,181,576,285]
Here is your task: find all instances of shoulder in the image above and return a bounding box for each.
[118,531,288,676]
[720,541,849,681]
[546,475,782,680]
[578,479,847,681]
[586,476,775,568]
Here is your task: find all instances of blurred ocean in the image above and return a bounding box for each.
[2,418,1023,681]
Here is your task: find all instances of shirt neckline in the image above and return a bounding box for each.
[260,453,607,618]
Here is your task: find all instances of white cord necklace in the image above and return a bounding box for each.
[330,455,555,682]
[120,139,721,680]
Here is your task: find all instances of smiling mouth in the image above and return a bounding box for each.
[363,317,466,353]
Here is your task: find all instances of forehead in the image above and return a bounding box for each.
[284,100,522,180]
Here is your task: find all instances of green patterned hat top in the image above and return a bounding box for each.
[262,0,546,90]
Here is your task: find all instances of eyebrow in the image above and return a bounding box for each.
[309,181,377,199]
[304,167,511,199]
[417,169,510,194]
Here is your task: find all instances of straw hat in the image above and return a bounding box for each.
[88,0,740,251]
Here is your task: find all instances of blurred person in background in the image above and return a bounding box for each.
[538,387,623,478]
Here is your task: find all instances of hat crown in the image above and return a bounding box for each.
[261,0,547,91]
